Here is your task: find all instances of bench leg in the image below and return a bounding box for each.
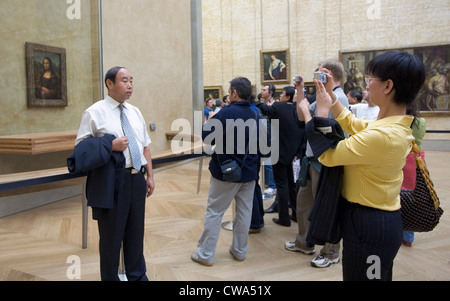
[82,177,88,249]
[197,157,203,194]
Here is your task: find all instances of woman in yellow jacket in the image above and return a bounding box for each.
[297,51,426,281]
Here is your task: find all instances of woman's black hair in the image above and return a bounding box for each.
[365,51,426,105]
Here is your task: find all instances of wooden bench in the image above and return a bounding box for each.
[0,167,89,248]
[0,130,78,155]
[0,154,205,249]
[0,130,203,156]
[0,131,205,250]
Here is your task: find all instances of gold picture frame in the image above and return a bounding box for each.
[26,42,67,107]
[340,44,450,115]
[204,86,223,104]
[260,48,290,85]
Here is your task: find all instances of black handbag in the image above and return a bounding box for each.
[400,142,444,232]
[220,159,242,182]
[217,109,256,182]
[218,145,248,182]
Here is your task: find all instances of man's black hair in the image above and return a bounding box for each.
[229,77,253,101]
[348,89,363,102]
[266,84,276,96]
[283,86,295,102]
[105,66,125,87]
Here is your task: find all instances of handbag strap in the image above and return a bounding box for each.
[217,142,249,166]
[411,141,440,209]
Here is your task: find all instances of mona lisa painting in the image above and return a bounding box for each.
[26,42,67,107]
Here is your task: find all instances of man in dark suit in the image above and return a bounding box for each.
[256,86,305,227]
[74,66,154,281]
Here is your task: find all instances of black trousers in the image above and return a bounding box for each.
[93,171,148,281]
[272,162,297,223]
[250,163,264,229]
[339,199,402,281]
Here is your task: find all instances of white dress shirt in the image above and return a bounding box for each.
[349,103,380,121]
[76,95,151,168]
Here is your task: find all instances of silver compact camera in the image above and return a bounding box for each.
[313,71,328,83]
[293,75,302,83]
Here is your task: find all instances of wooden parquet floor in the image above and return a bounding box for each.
[0,152,449,282]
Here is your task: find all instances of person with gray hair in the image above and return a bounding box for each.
[285,59,349,269]
[214,98,224,113]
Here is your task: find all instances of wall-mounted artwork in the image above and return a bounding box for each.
[204,86,223,104]
[26,42,67,107]
[261,49,290,85]
[340,44,450,114]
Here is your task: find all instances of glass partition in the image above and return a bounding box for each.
[0,0,101,173]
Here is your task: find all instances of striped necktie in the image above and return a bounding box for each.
[119,104,142,171]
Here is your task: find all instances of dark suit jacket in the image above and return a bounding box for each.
[204,100,267,183]
[305,117,345,245]
[67,134,125,209]
[256,101,305,165]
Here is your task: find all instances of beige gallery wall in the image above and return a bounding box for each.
[0,0,195,174]
[202,0,450,142]
[0,0,99,174]
[0,0,98,136]
[101,0,194,154]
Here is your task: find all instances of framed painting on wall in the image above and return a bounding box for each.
[203,86,223,104]
[261,48,290,85]
[340,44,450,115]
[26,42,67,107]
